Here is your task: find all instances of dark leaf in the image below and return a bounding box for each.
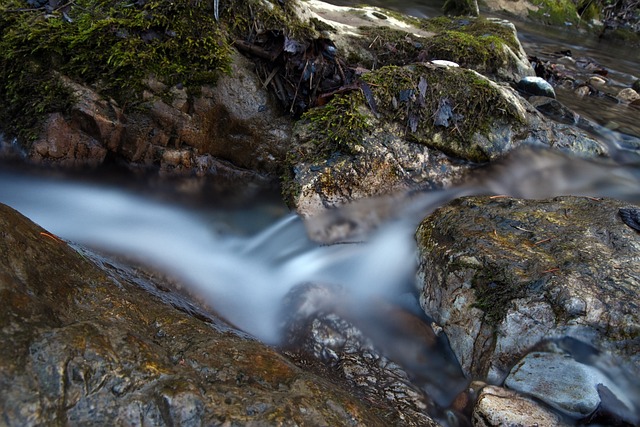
[360,82,378,117]
[408,113,419,133]
[619,208,640,231]
[434,98,453,128]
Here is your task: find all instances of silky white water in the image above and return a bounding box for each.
[1,146,639,345]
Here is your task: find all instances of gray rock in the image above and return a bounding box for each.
[473,385,569,427]
[280,283,459,426]
[517,76,556,98]
[505,350,635,419]
[415,196,640,383]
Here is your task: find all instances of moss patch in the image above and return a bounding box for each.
[0,0,314,143]
[422,17,522,72]
[528,0,580,26]
[298,91,370,159]
[361,64,524,162]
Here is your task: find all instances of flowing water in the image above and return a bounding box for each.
[1,2,640,424]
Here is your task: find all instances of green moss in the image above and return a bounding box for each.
[528,0,580,26]
[0,0,314,143]
[299,92,370,158]
[0,0,237,141]
[361,64,524,162]
[471,267,530,325]
[420,16,523,74]
[355,26,429,68]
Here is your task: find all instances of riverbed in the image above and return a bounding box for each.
[0,2,639,425]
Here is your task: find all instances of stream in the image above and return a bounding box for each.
[1,1,640,425]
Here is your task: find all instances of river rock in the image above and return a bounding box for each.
[287,63,604,221]
[517,76,556,98]
[298,3,534,84]
[27,52,291,179]
[617,88,640,103]
[504,342,639,422]
[283,284,444,426]
[0,203,402,426]
[415,196,640,384]
[279,282,478,426]
[473,385,569,427]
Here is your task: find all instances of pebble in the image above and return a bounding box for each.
[588,75,607,86]
[430,59,460,68]
[516,76,556,98]
[617,88,640,103]
[574,85,591,97]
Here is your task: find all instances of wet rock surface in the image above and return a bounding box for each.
[504,339,640,423]
[415,195,640,385]
[29,53,291,180]
[473,384,570,427]
[279,283,467,427]
[0,203,403,426]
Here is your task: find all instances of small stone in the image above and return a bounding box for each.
[588,76,607,86]
[473,385,569,427]
[617,88,640,103]
[517,76,556,98]
[430,59,460,68]
[574,85,591,97]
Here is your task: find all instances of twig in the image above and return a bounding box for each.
[534,236,556,246]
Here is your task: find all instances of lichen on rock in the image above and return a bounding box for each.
[415,195,640,383]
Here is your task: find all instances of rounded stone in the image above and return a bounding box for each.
[473,385,569,427]
[617,88,640,103]
[517,76,556,98]
[504,351,634,419]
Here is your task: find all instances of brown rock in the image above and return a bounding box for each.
[0,203,395,426]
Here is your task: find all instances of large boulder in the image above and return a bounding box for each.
[287,63,604,219]
[0,202,403,426]
[415,196,640,383]
[28,53,292,177]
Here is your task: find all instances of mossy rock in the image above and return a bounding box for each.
[527,0,580,26]
[361,63,527,163]
[347,16,534,83]
[0,0,312,142]
[283,62,534,219]
[416,195,640,381]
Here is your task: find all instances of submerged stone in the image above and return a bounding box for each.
[505,350,636,419]
[517,76,556,98]
[619,207,640,231]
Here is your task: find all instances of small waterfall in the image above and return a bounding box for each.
[1,146,639,344]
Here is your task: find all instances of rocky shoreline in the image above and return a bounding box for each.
[1,0,639,425]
